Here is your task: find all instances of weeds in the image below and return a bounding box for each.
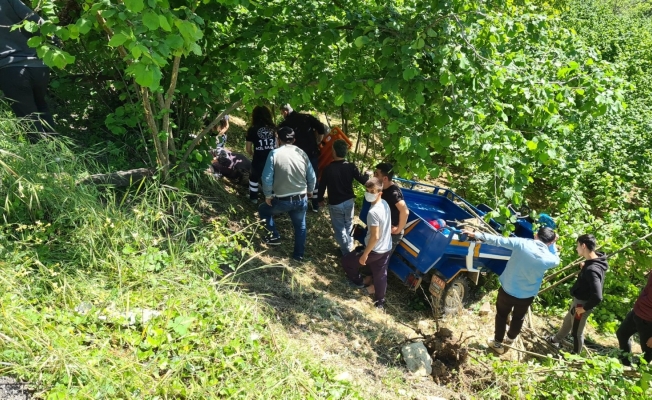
[0,115,360,399]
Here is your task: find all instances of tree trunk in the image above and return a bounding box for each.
[77,168,153,187]
[141,87,169,180]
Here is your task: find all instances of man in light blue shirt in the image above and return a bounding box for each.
[464,227,560,354]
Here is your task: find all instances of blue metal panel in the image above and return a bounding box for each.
[413,227,452,274]
[388,256,414,282]
[514,218,535,239]
[444,243,469,258]
[393,216,434,268]
[360,178,538,288]
[480,259,508,276]
[434,257,466,281]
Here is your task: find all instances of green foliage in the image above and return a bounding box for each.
[0,118,360,399]
[23,0,623,188]
[523,0,652,332]
[479,353,652,399]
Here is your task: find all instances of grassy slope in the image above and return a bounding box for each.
[215,117,651,399]
[0,115,360,399]
[1,113,648,399]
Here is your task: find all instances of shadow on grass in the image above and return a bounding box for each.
[202,188,462,397]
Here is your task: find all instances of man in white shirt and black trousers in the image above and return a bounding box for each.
[341,177,392,310]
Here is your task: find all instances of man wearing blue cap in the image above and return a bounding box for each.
[463,227,560,354]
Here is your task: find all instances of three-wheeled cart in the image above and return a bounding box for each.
[358,179,540,314]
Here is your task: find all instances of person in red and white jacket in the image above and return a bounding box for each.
[617,271,652,365]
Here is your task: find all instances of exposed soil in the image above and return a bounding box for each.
[0,377,32,400]
[198,118,638,399]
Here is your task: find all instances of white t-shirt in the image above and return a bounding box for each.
[365,199,392,253]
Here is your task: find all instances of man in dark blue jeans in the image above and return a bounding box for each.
[318,139,368,254]
[0,0,55,142]
[259,127,316,262]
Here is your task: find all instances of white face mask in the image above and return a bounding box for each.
[364,192,379,202]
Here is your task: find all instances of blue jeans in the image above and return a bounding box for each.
[329,198,355,254]
[258,197,308,259]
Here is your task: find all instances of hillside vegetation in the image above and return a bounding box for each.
[2,0,652,398]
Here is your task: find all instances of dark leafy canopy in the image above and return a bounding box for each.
[26,1,622,186]
[28,1,651,286]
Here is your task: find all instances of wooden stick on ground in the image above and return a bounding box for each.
[502,343,552,360]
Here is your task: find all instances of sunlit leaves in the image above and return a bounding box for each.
[127,62,162,90]
[108,32,129,47]
[354,36,370,48]
[142,11,160,31]
[158,15,172,31]
[124,0,144,13]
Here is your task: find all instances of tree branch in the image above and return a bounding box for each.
[95,12,128,59]
[141,87,169,179]
[181,99,243,163]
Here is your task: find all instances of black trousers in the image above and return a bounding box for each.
[0,66,55,141]
[617,310,652,366]
[249,163,263,201]
[495,287,534,342]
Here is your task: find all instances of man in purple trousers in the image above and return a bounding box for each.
[341,177,392,310]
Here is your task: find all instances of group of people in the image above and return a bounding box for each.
[6,0,648,362]
[247,107,410,309]
[245,104,325,209]
[242,104,324,264]
[464,228,651,366]
[254,113,652,361]
[321,160,409,310]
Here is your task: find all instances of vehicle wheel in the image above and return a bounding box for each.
[439,275,470,315]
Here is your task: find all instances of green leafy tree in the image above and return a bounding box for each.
[23,0,622,190]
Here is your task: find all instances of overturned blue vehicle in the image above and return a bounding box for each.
[360,179,549,315]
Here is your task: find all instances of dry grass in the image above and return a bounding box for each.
[205,115,638,399]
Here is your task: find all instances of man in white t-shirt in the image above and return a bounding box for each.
[341,177,392,310]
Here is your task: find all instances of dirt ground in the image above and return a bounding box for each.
[204,117,639,399]
[203,171,637,399]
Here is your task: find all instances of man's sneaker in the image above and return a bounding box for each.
[263,235,281,246]
[504,337,514,346]
[292,256,310,263]
[546,336,560,349]
[250,198,258,204]
[374,301,385,312]
[488,339,505,355]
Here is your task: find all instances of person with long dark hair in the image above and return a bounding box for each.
[547,234,609,354]
[246,106,276,203]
